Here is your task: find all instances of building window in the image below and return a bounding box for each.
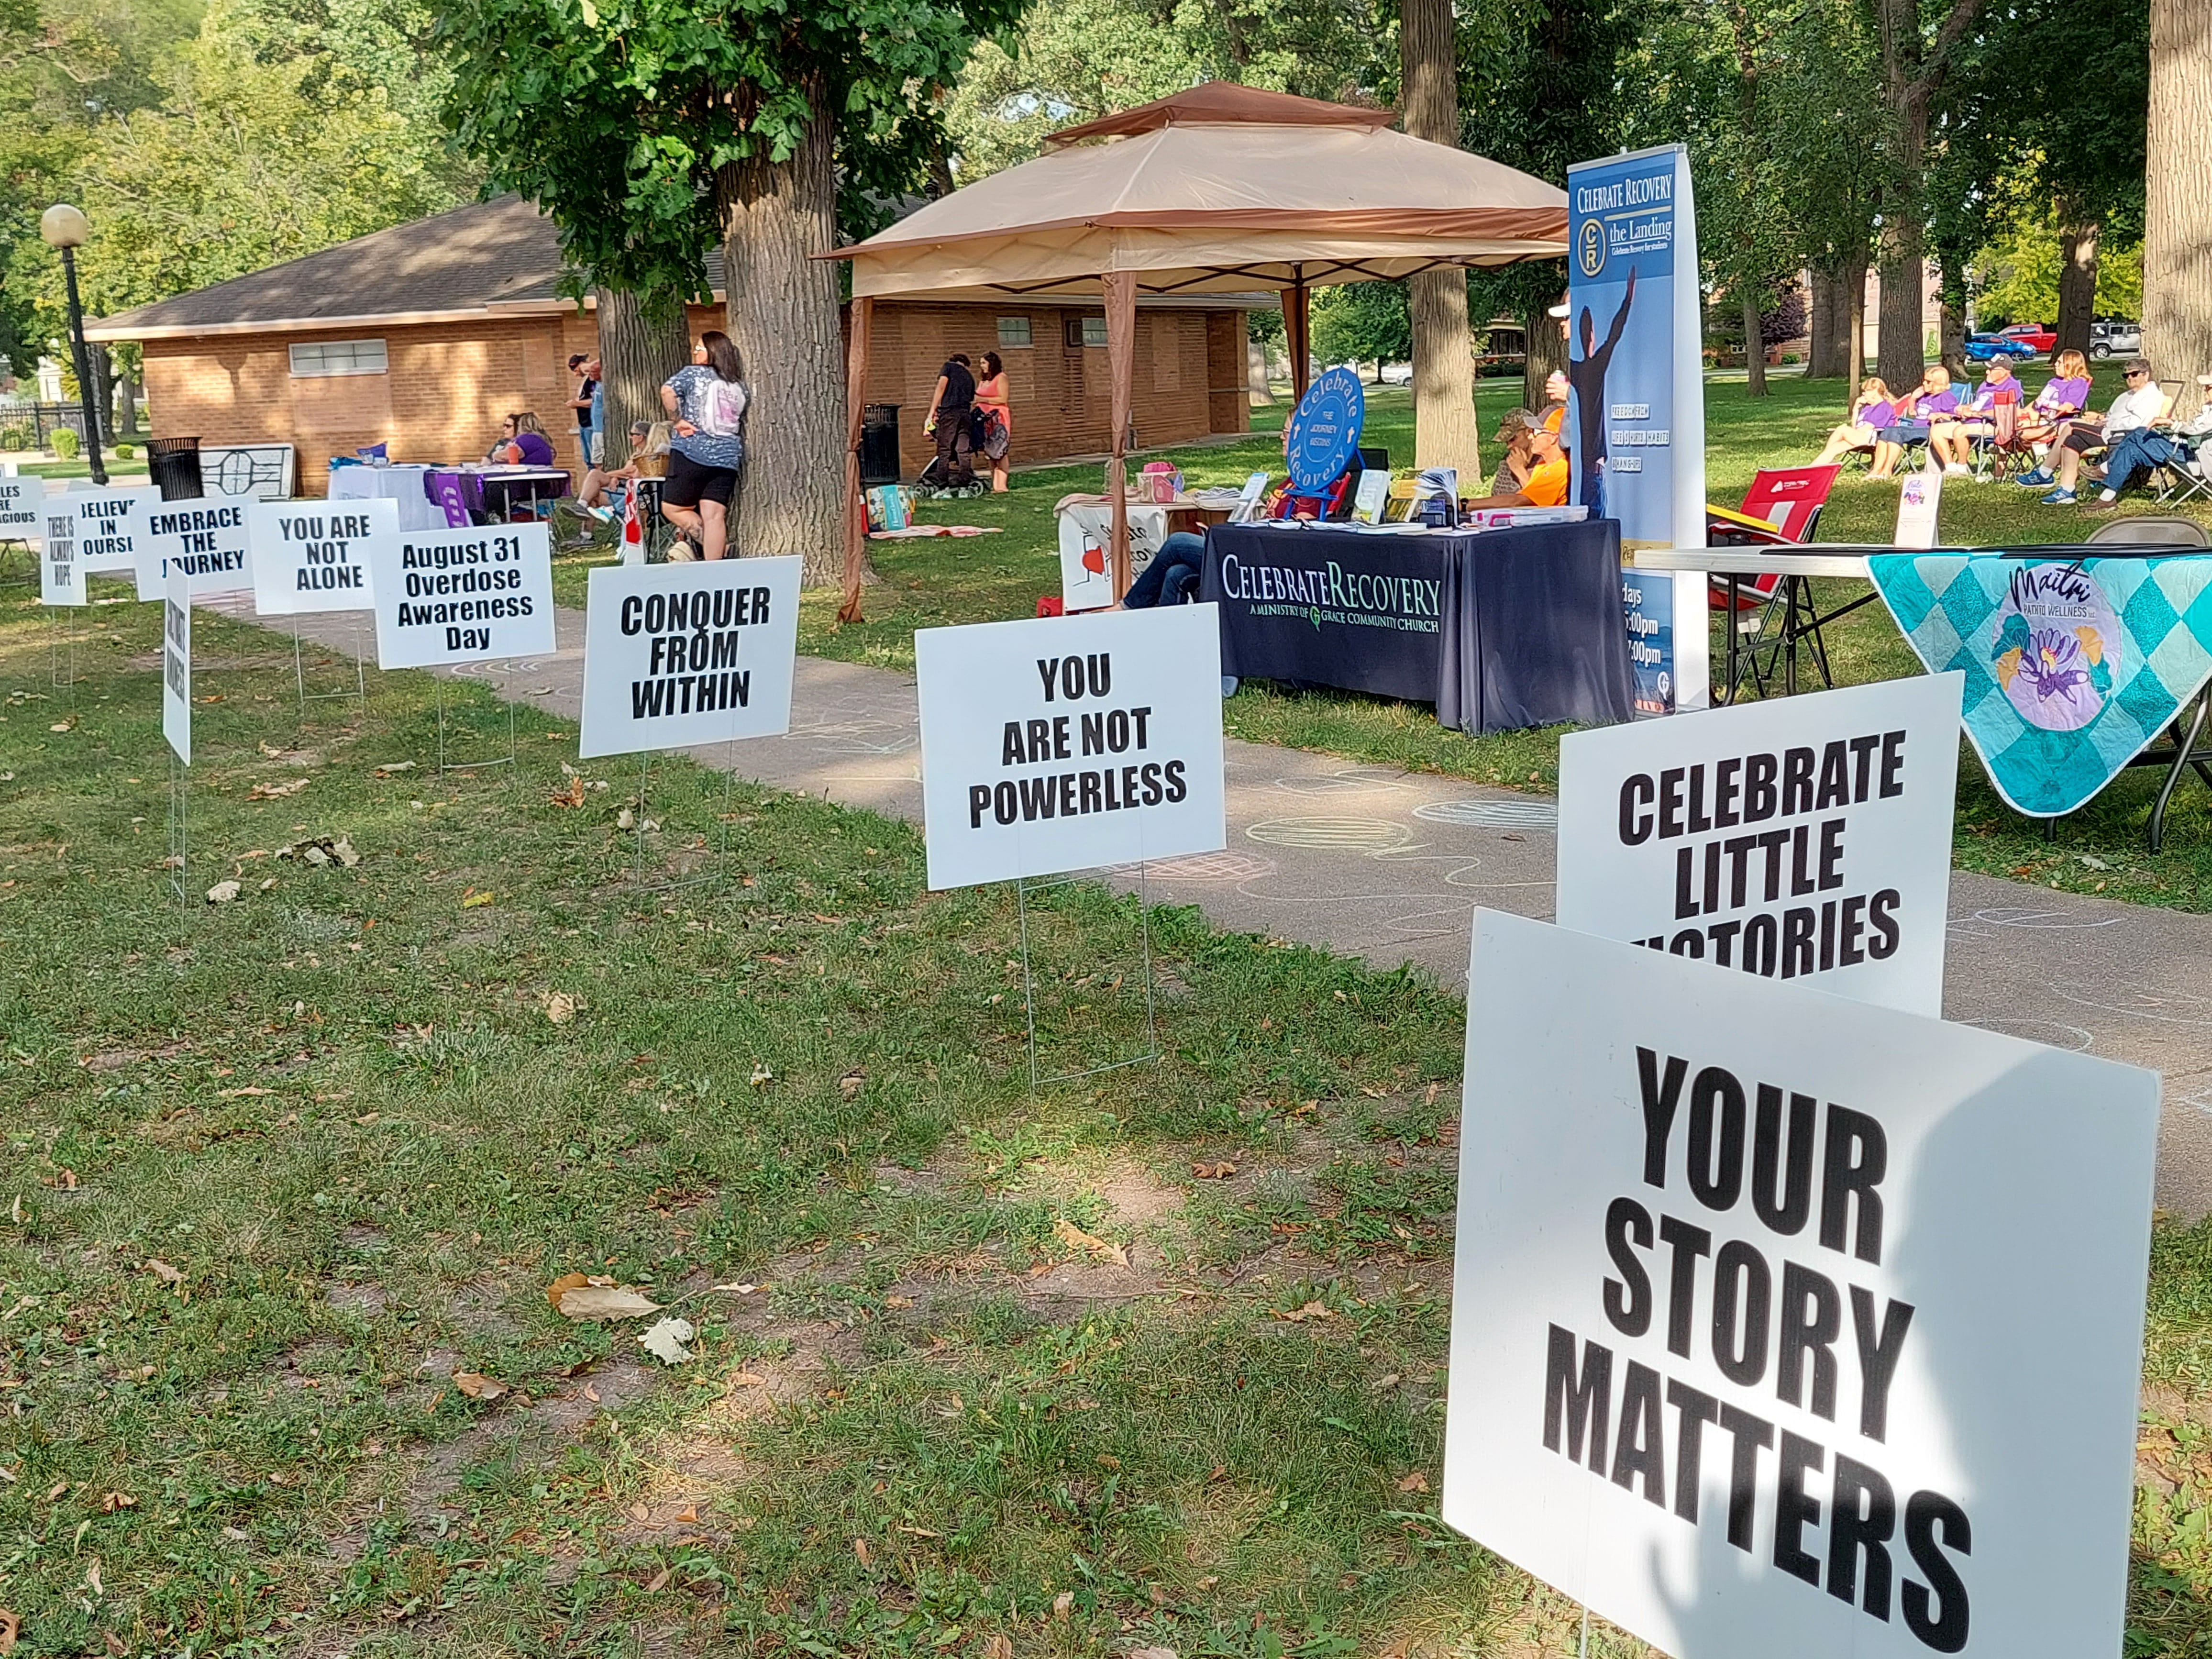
[1064,315,1109,349]
[996,316,1032,348]
[288,339,388,378]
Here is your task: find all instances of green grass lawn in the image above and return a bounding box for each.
[16,448,2212,1653]
[9,456,153,482]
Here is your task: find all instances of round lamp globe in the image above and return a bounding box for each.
[40,203,89,250]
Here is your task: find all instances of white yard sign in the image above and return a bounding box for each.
[1555,675,1963,1017]
[0,474,42,543]
[578,556,802,758]
[162,567,192,765]
[40,508,83,606]
[249,497,392,615]
[366,522,555,669]
[69,486,161,575]
[135,499,254,601]
[915,605,1227,889]
[1443,909,2157,1659]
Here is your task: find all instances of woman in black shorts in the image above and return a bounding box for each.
[658,332,747,559]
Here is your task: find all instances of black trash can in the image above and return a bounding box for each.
[147,435,204,500]
[859,403,900,486]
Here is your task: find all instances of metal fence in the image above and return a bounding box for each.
[0,400,113,451]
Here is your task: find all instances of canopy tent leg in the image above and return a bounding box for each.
[839,294,873,624]
[1286,269,1311,403]
[1105,270,1137,598]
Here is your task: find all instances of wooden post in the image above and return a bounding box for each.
[839,295,872,624]
[1285,271,1312,403]
[1104,270,1137,599]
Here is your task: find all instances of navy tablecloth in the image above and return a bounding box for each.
[1200,520,1633,733]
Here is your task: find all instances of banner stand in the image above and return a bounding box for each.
[624,748,737,895]
[435,669,518,775]
[166,754,188,913]
[1015,863,1161,1092]
[292,618,368,715]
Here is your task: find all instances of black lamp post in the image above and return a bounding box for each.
[41,203,107,487]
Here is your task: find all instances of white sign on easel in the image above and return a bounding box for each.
[162,567,192,765]
[1555,674,1963,1016]
[249,497,392,614]
[915,605,1227,890]
[1895,465,1942,550]
[578,556,803,758]
[135,499,254,600]
[1057,502,1162,613]
[40,509,83,606]
[365,523,556,669]
[70,485,161,575]
[0,474,42,543]
[1443,908,2156,1659]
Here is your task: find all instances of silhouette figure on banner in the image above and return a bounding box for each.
[1570,265,1638,520]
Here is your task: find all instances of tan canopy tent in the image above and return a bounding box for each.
[825,83,1570,619]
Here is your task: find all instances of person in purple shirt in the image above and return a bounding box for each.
[2012,349,2093,476]
[1867,366,1959,477]
[1814,376,1898,465]
[487,412,556,468]
[1928,359,2024,473]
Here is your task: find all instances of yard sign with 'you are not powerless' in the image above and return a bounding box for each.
[914,605,1227,889]
[1442,909,2158,1659]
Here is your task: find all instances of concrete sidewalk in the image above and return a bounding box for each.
[216,594,2212,1217]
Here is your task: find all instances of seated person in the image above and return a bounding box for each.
[1462,422,1570,509]
[1117,531,1206,609]
[2088,372,2212,506]
[1866,367,1959,478]
[1813,377,1897,465]
[488,412,557,468]
[2035,358,2165,503]
[577,420,669,514]
[2014,349,2094,460]
[1927,360,2023,473]
[1489,408,1538,495]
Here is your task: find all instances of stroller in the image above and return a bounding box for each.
[915,406,989,500]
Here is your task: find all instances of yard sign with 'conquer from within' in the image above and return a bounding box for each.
[1443,908,2157,1659]
[578,556,802,759]
[1554,675,1963,1016]
[914,605,1226,890]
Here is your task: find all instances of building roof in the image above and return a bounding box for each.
[88,192,1257,343]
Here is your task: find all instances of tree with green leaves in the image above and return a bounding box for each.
[438,0,1027,582]
[1311,279,1410,369]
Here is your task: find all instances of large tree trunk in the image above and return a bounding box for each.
[1872,0,1981,391]
[715,95,847,584]
[1877,224,1929,393]
[593,285,693,460]
[2146,0,2212,376]
[116,365,141,437]
[1808,267,1844,379]
[1523,304,1567,412]
[2055,214,2101,358]
[1938,299,1967,369]
[1401,0,1482,482]
[1844,249,1869,388]
[1741,291,1770,396]
[1247,338,1274,406]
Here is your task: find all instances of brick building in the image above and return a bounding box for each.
[85,195,1257,492]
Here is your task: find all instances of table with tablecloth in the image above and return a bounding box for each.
[328,463,443,531]
[1868,549,2212,848]
[1199,520,1634,733]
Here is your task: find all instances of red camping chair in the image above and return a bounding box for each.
[1704,465,1844,702]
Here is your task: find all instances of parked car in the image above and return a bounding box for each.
[1964,332,2040,363]
[1378,361,1413,385]
[2089,317,2142,359]
[1996,321,2056,354]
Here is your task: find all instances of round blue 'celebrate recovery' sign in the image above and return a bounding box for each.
[1284,366,1365,493]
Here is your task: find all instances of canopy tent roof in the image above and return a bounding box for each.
[829,84,1569,301]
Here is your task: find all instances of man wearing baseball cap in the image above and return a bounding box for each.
[2088,369,2212,507]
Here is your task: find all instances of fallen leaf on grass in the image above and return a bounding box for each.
[1052,1591,1074,1620]
[730,1370,766,1386]
[370,760,416,777]
[554,1283,661,1322]
[99,1493,134,1514]
[1272,1300,1334,1323]
[144,1260,183,1288]
[547,775,586,809]
[1190,1160,1236,1179]
[451,1370,508,1401]
[749,1063,774,1087]
[216,1086,272,1098]
[543,992,577,1025]
[0,1609,16,1652]
[103,1632,125,1657]
[1053,1217,1129,1267]
[983,1636,1014,1659]
[639,1316,696,1365]
[460,887,495,908]
[582,1382,600,1402]
[1128,1647,1178,1659]
[1397,1471,1431,1493]
[645,1567,671,1592]
[674,1504,698,1524]
[853,1537,874,1567]
[49,716,76,733]
[204,880,241,905]
[839,1069,865,1099]
[246,778,310,801]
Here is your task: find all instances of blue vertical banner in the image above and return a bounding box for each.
[1568,143,1709,709]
